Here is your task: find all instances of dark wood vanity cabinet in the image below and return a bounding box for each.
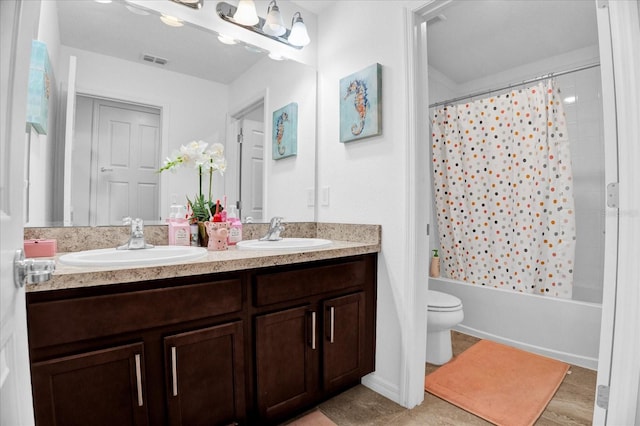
[164,321,246,425]
[27,274,246,426]
[31,342,149,426]
[254,292,368,422]
[26,254,377,425]
[253,256,376,424]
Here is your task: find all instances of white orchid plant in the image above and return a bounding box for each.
[159,140,227,222]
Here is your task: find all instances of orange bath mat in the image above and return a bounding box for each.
[286,410,337,426]
[424,339,569,426]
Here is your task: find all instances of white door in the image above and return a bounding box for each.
[93,100,161,225]
[0,0,40,424]
[240,119,264,222]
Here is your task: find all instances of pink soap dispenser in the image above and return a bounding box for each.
[226,205,243,245]
[168,205,191,246]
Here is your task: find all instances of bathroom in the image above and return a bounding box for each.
[1,0,638,424]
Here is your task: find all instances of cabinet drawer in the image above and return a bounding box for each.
[254,259,367,306]
[28,279,242,349]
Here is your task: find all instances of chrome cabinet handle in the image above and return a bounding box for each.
[100,166,114,172]
[311,311,317,350]
[135,354,143,407]
[171,346,178,396]
[329,306,335,344]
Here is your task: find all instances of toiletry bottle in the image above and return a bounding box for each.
[430,249,440,277]
[226,205,243,245]
[221,195,228,222]
[168,205,191,246]
[190,222,199,246]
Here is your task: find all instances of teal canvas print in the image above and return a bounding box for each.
[272,102,298,160]
[26,40,51,135]
[340,63,382,143]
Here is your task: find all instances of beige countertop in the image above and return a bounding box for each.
[25,223,381,293]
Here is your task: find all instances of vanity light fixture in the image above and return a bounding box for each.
[216,1,310,50]
[170,0,204,9]
[233,0,259,26]
[287,12,310,47]
[262,0,286,37]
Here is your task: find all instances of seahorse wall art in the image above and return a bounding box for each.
[275,111,289,156]
[271,102,298,160]
[344,79,369,136]
[339,63,382,143]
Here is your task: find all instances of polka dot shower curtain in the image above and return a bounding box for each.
[431,79,576,298]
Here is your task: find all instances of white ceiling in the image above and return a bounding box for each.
[56,0,269,84]
[426,0,599,84]
[57,1,599,86]
[55,0,336,85]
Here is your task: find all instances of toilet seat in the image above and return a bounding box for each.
[428,290,462,312]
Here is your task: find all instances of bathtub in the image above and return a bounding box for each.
[429,277,601,369]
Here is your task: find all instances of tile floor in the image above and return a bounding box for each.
[289,332,597,425]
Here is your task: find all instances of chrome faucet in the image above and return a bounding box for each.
[117,217,154,250]
[260,216,285,241]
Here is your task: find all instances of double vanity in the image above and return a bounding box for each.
[24,223,380,426]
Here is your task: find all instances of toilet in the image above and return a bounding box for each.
[426,290,464,365]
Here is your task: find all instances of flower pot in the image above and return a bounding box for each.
[197,222,209,247]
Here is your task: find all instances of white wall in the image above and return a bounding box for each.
[317,0,423,404]
[228,57,317,221]
[57,46,229,222]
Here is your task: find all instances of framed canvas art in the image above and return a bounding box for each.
[339,63,382,143]
[272,102,298,160]
[26,40,51,135]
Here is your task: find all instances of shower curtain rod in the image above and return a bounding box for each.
[428,62,600,108]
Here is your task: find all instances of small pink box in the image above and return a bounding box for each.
[24,239,57,258]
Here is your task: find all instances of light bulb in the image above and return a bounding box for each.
[262,1,286,36]
[233,0,259,26]
[288,12,310,47]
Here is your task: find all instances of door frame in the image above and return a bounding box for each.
[227,91,267,221]
[405,0,640,422]
[72,87,169,222]
[78,96,161,226]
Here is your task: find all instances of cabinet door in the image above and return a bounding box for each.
[164,321,245,426]
[255,305,318,420]
[323,292,366,392]
[31,342,148,426]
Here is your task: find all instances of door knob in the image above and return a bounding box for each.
[100,167,114,172]
[14,249,55,288]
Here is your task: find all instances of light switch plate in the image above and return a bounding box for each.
[321,186,330,206]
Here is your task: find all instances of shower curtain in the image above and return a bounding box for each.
[431,79,575,298]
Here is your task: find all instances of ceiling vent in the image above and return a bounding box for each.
[142,54,168,65]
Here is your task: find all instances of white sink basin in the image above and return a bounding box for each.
[236,238,332,251]
[59,246,208,267]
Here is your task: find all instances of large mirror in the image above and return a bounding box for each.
[26,0,317,227]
